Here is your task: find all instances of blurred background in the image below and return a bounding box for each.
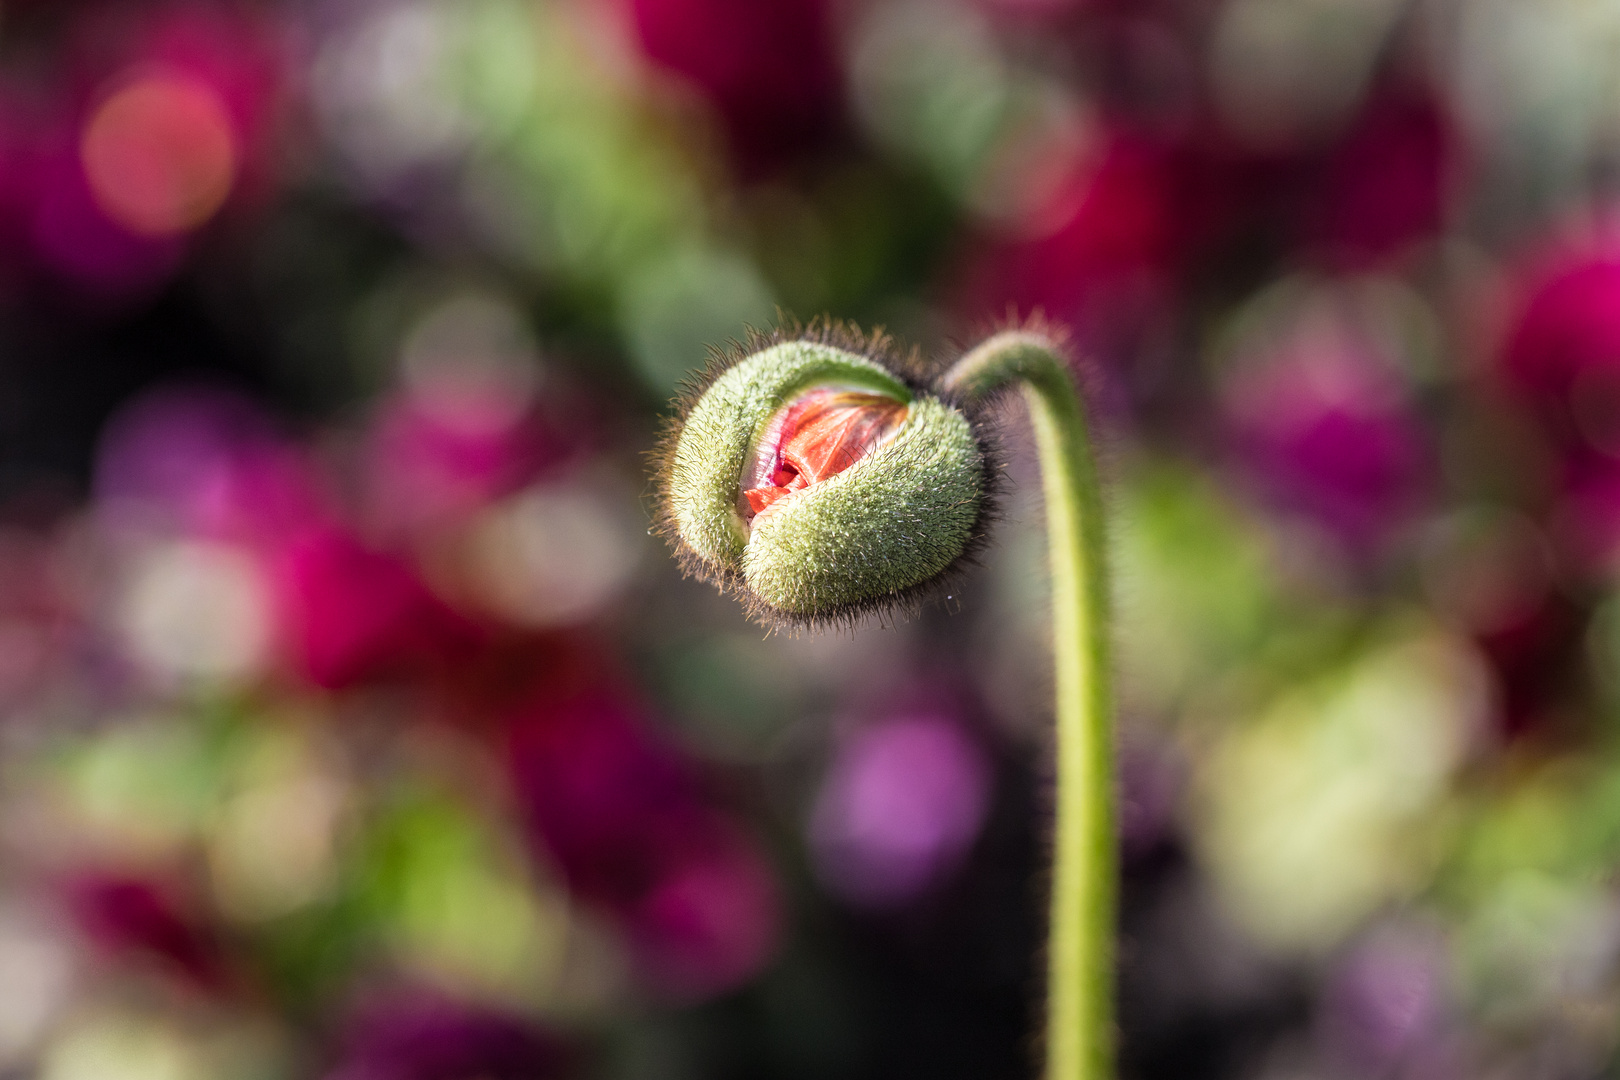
[2,0,1620,1077]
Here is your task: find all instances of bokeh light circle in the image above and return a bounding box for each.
[80,72,238,237]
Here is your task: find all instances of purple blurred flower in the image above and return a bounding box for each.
[507,680,780,999]
[326,996,570,1080]
[628,0,844,172]
[96,386,325,546]
[26,137,186,296]
[808,714,991,909]
[1318,925,1448,1075]
[1223,324,1429,549]
[1117,737,1180,860]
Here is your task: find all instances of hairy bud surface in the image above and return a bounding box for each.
[657,332,991,626]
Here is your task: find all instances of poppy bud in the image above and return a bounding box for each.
[657,329,992,625]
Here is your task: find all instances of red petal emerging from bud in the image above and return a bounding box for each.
[743,389,908,519]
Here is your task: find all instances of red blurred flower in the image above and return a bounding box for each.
[949,131,1188,380]
[1309,85,1457,270]
[62,3,285,207]
[81,73,239,238]
[1471,588,1583,740]
[68,874,229,990]
[627,0,844,173]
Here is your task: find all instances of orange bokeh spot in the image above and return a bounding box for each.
[81,73,238,237]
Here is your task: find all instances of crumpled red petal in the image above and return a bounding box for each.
[743,389,907,518]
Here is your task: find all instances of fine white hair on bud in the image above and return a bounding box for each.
[653,322,996,629]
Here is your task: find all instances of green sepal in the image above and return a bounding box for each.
[742,395,983,616]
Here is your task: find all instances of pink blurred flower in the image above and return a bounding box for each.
[808,714,991,909]
[364,398,534,533]
[627,0,844,172]
[98,385,490,691]
[326,995,570,1080]
[274,528,488,690]
[357,300,601,540]
[507,679,780,999]
[357,380,596,543]
[1502,252,1620,447]
[1556,465,1620,573]
[628,819,781,997]
[1496,239,1620,571]
[956,133,1176,327]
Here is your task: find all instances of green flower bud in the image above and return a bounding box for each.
[656,328,993,627]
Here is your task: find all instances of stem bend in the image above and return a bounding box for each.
[942,331,1114,1080]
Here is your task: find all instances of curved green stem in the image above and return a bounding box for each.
[941,331,1114,1080]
